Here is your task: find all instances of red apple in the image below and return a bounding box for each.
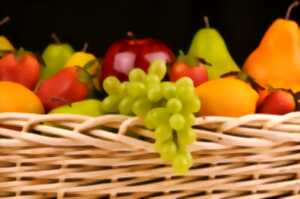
[0,52,40,90]
[169,54,208,87]
[100,32,175,82]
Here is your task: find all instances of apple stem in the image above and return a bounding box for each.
[203,16,210,28]
[127,31,136,39]
[51,33,61,44]
[82,42,89,52]
[286,0,299,19]
[0,16,10,27]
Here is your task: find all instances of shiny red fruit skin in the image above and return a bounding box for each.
[36,67,89,111]
[0,53,40,90]
[100,38,175,82]
[258,90,295,115]
[170,61,208,86]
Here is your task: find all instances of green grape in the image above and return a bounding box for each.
[176,86,195,102]
[146,108,170,128]
[172,153,190,174]
[185,151,193,167]
[161,82,176,99]
[177,128,196,147]
[147,84,162,102]
[145,74,160,88]
[182,98,201,113]
[118,82,128,96]
[166,98,182,113]
[183,113,196,126]
[154,140,163,152]
[176,77,194,88]
[127,82,147,98]
[145,111,156,130]
[103,76,121,95]
[160,140,177,162]
[118,96,134,115]
[190,98,201,113]
[155,124,173,143]
[148,60,167,80]
[102,95,121,113]
[129,68,146,82]
[175,149,193,168]
[169,113,185,130]
[132,98,152,116]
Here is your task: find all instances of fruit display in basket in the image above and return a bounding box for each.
[196,77,258,117]
[243,1,300,92]
[100,32,175,82]
[102,60,200,174]
[0,81,44,113]
[41,34,74,79]
[0,17,14,52]
[258,90,295,115]
[0,51,40,90]
[187,16,240,80]
[36,66,92,111]
[169,52,208,86]
[50,99,102,116]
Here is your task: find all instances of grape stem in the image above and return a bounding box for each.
[286,0,299,19]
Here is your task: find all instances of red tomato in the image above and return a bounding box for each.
[169,61,208,86]
[36,67,91,111]
[0,53,40,90]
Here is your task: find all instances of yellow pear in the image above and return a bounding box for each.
[0,17,14,51]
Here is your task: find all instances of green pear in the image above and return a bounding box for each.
[41,34,74,79]
[50,99,102,116]
[187,17,240,80]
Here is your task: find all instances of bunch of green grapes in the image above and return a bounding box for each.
[102,60,200,174]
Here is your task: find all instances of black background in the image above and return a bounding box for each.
[0,0,299,66]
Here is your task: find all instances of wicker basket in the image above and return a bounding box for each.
[1,112,300,198]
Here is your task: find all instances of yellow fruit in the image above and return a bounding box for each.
[0,81,44,113]
[64,52,101,90]
[0,36,14,51]
[196,78,258,117]
[64,52,99,76]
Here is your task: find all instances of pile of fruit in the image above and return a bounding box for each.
[0,1,300,173]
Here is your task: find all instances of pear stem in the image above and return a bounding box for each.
[286,0,299,19]
[127,31,136,39]
[82,42,89,52]
[0,16,10,27]
[51,33,61,44]
[203,16,210,28]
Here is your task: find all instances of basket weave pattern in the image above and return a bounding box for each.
[1,112,300,198]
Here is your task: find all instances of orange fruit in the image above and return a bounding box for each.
[0,81,44,113]
[196,77,258,117]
